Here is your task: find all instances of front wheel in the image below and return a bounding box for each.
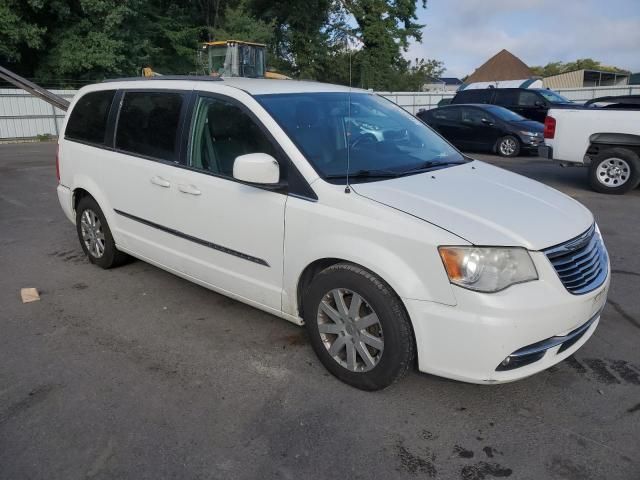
[303,263,415,391]
[497,135,520,157]
[588,148,640,194]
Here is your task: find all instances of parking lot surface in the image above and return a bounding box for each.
[1,143,639,480]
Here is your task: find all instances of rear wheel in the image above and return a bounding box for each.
[75,196,130,268]
[589,148,640,194]
[497,135,520,157]
[303,263,415,391]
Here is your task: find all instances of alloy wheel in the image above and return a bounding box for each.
[317,288,384,372]
[80,209,106,258]
[499,138,517,156]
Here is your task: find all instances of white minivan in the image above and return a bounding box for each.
[57,77,609,390]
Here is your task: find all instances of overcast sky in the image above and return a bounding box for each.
[405,0,640,78]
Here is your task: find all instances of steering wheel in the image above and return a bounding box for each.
[350,133,378,150]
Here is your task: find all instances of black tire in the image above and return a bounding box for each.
[588,148,640,195]
[75,196,130,269]
[497,135,520,157]
[303,263,415,391]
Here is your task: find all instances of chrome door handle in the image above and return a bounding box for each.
[178,184,201,196]
[150,176,171,188]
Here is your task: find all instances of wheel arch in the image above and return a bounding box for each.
[587,133,640,159]
[295,257,417,351]
[297,258,352,318]
[69,176,114,223]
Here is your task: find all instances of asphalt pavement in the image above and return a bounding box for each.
[1,143,639,480]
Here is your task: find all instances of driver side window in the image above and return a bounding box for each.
[189,96,278,178]
[461,107,491,125]
[518,91,540,107]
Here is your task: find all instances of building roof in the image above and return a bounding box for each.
[423,76,463,86]
[439,77,463,85]
[466,49,534,83]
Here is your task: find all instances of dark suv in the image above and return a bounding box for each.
[450,88,574,123]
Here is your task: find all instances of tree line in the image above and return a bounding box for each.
[0,0,444,90]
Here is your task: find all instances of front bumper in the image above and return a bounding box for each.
[404,251,609,384]
[519,135,544,152]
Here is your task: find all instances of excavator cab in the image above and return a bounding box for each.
[201,40,266,78]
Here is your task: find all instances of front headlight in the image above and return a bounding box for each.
[438,246,538,293]
[519,130,539,137]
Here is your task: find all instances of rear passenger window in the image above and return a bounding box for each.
[494,90,518,106]
[65,90,115,145]
[454,89,492,104]
[116,92,184,161]
[433,108,460,121]
[189,96,278,178]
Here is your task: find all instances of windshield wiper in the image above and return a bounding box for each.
[394,160,464,176]
[324,169,402,179]
[324,161,464,180]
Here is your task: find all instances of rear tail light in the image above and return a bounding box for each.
[543,116,556,139]
[55,144,60,182]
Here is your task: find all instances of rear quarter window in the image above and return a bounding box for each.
[65,90,115,145]
[116,91,184,161]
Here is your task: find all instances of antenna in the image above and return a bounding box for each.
[345,38,353,194]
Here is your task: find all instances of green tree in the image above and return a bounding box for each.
[0,0,46,63]
[335,0,428,90]
[1,0,443,90]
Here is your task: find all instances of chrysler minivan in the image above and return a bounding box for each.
[57,77,609,390]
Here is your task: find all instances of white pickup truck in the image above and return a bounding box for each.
[539,95,640,194]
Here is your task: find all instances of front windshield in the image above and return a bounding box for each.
[256,92,465,181]
[208,46,227,76]
[487,105,526,122]
[538,90,570,103]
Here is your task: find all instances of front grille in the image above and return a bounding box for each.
[544,224,608,295]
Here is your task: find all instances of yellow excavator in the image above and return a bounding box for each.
[142,40,290,79]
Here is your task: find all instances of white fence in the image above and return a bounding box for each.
[0,88,76,141]
[1,85,639,141]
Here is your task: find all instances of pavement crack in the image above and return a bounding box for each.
[0,384,59,424]
[611,269,640,278]
[607,299,640,330]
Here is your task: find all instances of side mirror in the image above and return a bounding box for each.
[233,153,280,185]
[481,118,494,125]
[534,100,546,108]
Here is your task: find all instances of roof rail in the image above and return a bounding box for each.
[102,75,224,83]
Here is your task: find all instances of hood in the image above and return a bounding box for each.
[352,161,593,250]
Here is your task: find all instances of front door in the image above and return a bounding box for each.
[515,91,546,122]
[169,94,287,311]
[459,107,501,151]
